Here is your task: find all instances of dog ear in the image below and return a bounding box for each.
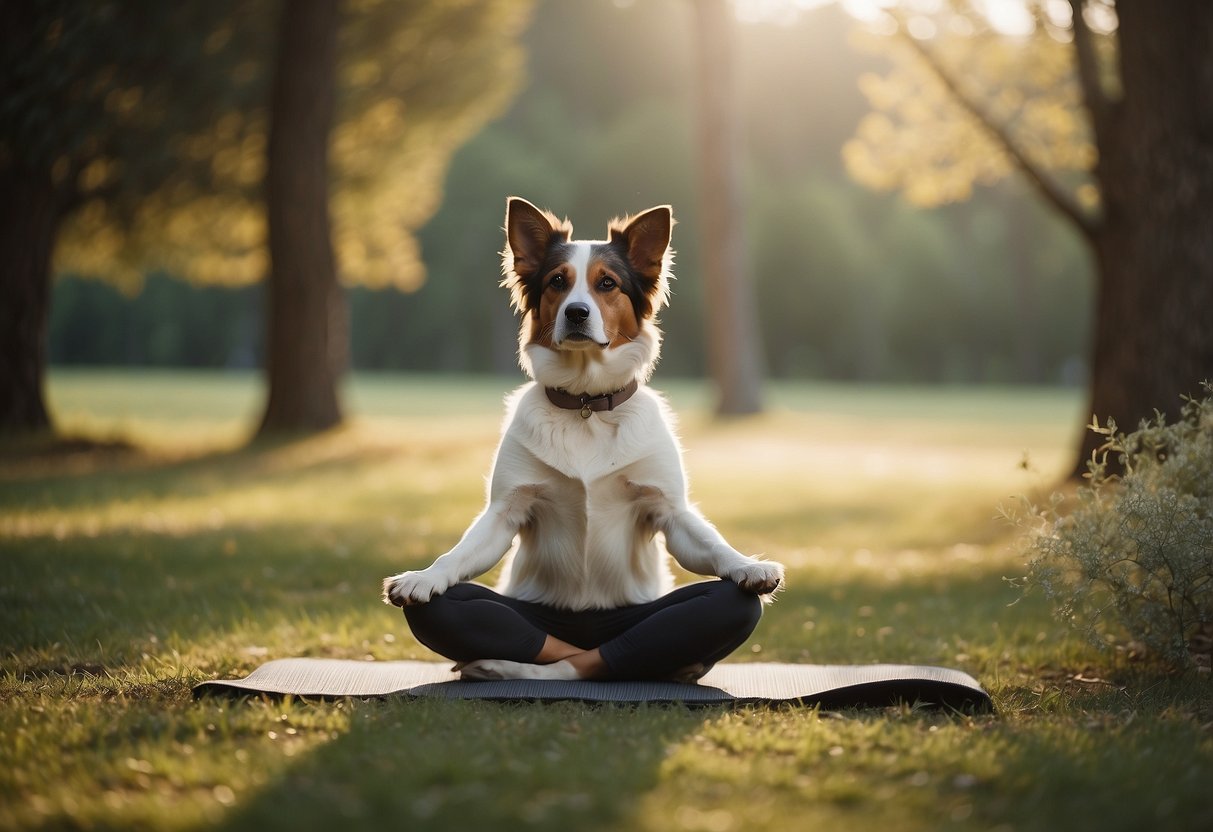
[609,205,674,315]
[505,197,570,277]
[502,197,571,312]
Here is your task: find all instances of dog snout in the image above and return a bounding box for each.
[564,302,590,323]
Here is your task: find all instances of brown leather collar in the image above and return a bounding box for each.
[544,378,640,418]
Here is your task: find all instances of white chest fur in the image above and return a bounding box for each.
[492,384,684,610]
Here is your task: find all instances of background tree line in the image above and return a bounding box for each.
[6,0,1212,477]
[2,0,531,436]
[44,2,1093,386]
[48,182,1091,386]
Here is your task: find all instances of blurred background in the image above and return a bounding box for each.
[35,0,1091,381]
[9,6,1213,827]
[8,0,1209,473]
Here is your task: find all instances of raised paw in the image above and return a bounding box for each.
[382,569,451,607]
[729,560,785,596]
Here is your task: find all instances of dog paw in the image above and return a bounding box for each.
[382,570,451,606]
[729,560,785,596]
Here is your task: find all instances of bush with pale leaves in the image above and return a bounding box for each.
[1017,385,1213,672]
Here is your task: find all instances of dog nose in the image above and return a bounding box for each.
[564,302,590,323]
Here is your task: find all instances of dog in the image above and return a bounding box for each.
[382,197,784,679]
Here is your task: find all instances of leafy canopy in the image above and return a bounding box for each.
[842,2,1111,209]
[51,0,533,292]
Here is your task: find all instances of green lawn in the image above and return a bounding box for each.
[3,370,1210,831]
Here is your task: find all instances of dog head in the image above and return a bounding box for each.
[501,197,673,394]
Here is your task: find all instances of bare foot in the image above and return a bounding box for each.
[459,658,579,681]
[665,662,710,684]
[458,648,609,682]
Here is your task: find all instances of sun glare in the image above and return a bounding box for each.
[973,0,1034,35]
[743,0,1043,38]
[733,0,835,26]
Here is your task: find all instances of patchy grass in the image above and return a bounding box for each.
[2,370,1210,831]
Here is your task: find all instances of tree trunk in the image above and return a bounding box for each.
[691,0,765,415]
[1005,192,1041,383]
[0,164,57,437]
[1074,1,1213,475]
[258,0,346,436]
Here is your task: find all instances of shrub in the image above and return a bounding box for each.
[1017,384,1213,672]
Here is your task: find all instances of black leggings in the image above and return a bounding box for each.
[402,579,762,680]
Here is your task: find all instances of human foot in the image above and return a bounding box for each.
[665,662,710,684]
[460,647,608,681]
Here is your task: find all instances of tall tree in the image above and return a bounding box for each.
[54,0,533,436]
[0,157,56,433]
[0,2,258,437]
[12,0,533,438]
[692,0,765,415]
[845,0,1213,476]
[259,0,343,433]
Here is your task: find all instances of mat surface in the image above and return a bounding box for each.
[195,659,992,710]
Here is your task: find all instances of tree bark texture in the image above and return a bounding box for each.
[1074,0,1213,474]
[692,0,765,415]
[258,0,346,436]
[0,165,57,436]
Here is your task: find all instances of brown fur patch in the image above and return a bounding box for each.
[588,255,641,346]
[531,268,570,348]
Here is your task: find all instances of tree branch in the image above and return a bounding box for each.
[1068,0,1112,145]
[896,26,1101,242]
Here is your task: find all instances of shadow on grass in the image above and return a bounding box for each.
[209,699,708,832]
[756,572,1036,668]
[14,685,1211,832]
[0,424,1074,691]
[0,427,459,514]
[963,697,1213,831]
[3,520,1046,690]
[1,525,416,672]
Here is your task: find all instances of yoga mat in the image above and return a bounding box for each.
[195,659,992,711]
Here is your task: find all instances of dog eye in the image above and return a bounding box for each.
[548,273,567,290]
[597,275,617,291]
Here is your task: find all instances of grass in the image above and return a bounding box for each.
[3,369,1211,832]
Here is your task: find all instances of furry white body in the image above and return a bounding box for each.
[386,329,782,610]
[384,199,782,621]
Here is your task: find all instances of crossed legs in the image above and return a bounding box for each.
[402,580,762,682]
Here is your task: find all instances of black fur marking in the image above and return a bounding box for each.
[522,238,574,314]
[590,241,653,321]
[519,239,651,321]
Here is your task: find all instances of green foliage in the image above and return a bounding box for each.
[410,2,1092,383]
[50,274,260,368]
[39,1,1096,383]
[48,0,533,291]
[0,2,261,182]
[1019,385,1213,671]
[843,5,1103,210]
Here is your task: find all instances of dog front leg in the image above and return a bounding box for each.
[382,495,528,606]
[662,507,785,595]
